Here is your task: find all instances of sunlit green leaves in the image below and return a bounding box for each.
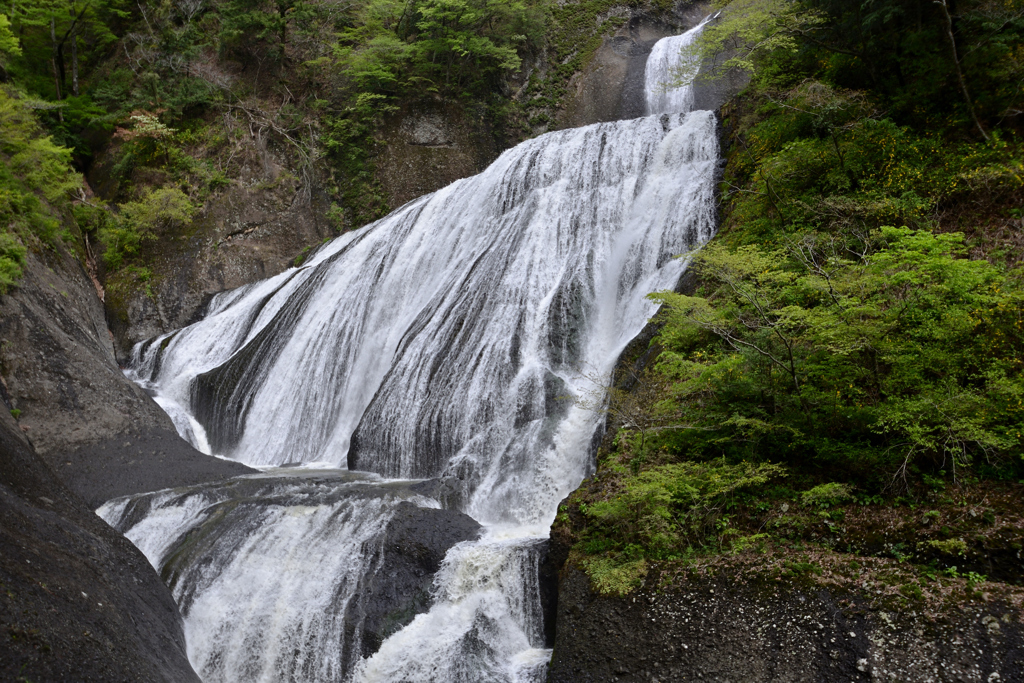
[649,228,1024,479]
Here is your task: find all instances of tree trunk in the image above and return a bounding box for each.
[50,18,63,102]
[71,33,79,97]
[935,0,989,141]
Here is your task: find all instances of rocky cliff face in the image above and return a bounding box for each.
[0,409,201,682]
[376,101,502,211]
[99,161,335,357]
[548,562,1023,683]
[0,237,253,505]
[0,239,164,455]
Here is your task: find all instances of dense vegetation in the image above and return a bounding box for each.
[4,0,1021,598]
[564,0,1024,593]
[0,0,680,293]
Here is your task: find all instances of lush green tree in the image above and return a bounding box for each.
[648,228,1024,484]
[0,14,22,69]
[7,0,124,99]
[0,86,81,291]
[99,187,196,269]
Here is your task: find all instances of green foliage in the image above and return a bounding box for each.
[580,460,786,559]
[581,555,647,596]
[923,538,968,557]
[316,0,548,225]
[799,482,854,508]
[0,233,28,294]
[781,559,821,576]
[671,0,825,86]
[0,14,22,67]
[337,0,545,94]
[722,81,1024,241]
[219,0,294,63]
[0,87,81,292]
[692,0,1024,134]
[100,188,196,270]
[650,228,1024,483]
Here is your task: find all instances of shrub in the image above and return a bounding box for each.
[100,188,197,270]
[799,483,854,509]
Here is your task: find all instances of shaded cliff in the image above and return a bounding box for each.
[548,561,1023,682]
[0,409,201,682]
[0,236,254,506]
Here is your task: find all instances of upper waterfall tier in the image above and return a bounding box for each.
[645,14,714,115]
[128,109,718,523]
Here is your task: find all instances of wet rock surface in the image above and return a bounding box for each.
[59,426,255,509]
[0,410,199,682]
[556,2,721,129]
[548,565,1023,682]
[349,499,484,658]
[558,14,679,128]
[0,241,255,506]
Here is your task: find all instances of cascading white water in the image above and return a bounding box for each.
[645,14,715,115]
[99,472,457,682]
[104,19,719,683]
[354,530,550,683]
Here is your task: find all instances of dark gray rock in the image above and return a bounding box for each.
[558,14,680,129]
[548,566,1024,682]
[0,409,200,682]
[0,242,172,457]
[348,500,484,658]
[377,100,501,211]
[0,241,255,507]
[58,426,255,509]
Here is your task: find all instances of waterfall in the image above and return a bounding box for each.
[102,19,719,683]
[99,472,483,682]
[645,14,715,116]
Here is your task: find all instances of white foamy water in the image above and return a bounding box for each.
[353,530,548,683]
[645,14,716,115]
[108,18,718,683]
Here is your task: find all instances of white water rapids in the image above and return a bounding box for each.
[100,20,719,683]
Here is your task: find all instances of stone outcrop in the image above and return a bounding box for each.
[548,562,1023,683]
[0,409,200,682]
[0,239,254,505]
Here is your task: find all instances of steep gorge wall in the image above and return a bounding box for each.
[548,563,1023,683]
[0,236,252,505]
[0,406,200,681]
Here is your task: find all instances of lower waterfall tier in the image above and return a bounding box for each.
[98,472,522,682]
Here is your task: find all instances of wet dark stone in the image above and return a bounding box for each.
[58,427,255,509]
[0,411,200,682]
[345,501,483,666]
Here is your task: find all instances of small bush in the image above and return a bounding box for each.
[100,188,197,270]
[800,483,855,509]
[923,538,968,557]
[582,556,648,596]
[582,460,786,558]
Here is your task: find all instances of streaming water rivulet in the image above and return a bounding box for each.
[99,18,719,683]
